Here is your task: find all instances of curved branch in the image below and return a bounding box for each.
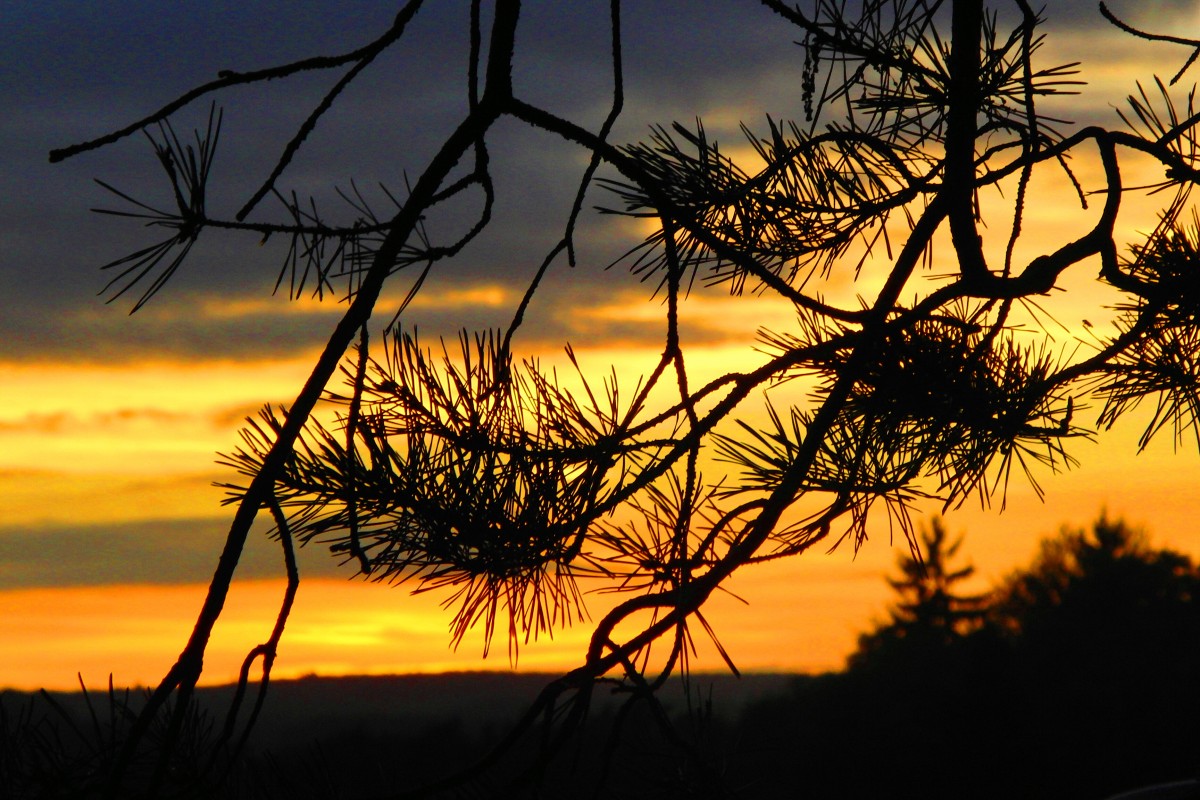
[964,132,1121,299]
[211,495,300,774]
[498,0,624,359]
[1100,2,1200,85]
[50,1,427,164]
[580,194,949,715]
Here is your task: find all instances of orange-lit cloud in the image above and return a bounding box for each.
[1,470,222,527]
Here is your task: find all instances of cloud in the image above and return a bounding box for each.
[0,517,347,590]
[0,253,750,363]
[0,467,226,529]
[0,412,72,435]
[0,302,329,365]
[4,1,1195,365]
[0,1,803,347]
[1041,0,1198,31]
[0,405,251,435]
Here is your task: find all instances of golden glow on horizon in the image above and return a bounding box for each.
[0,358,318,419]
[0,556,896,692]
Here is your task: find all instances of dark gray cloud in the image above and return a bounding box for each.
[1,240,743,364]
[0,1,811,364]
[4,1,1192,365]
[0,516,349,590]
[0,290,344,364]
[3,2,401,111]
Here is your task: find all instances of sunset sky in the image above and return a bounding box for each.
[4,0,1200,692]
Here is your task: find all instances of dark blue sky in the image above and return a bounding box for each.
[2,1,805,364]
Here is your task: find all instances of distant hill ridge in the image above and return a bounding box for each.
[6,671,799,755]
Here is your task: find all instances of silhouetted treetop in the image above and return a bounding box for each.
[991,514,1200,644]
[852,517,990,667]
[741,511,1200,800]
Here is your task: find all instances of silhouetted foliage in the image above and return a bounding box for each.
[851,517,989,667]
[992,514,1200,641]
[1,673,774,799]
[49,0,1200,795]
[0,679,240,799]
[734,514,1200,800]
[982,516,1200,798]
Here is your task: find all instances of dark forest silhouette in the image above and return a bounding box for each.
[737,515,1200,800]
[4,513,1199,798]
[38,0,1200,795]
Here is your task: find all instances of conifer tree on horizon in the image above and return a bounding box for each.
[851,517,990,667]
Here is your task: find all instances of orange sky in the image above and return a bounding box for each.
[4,327,1200,692]
[5,2,1200,693]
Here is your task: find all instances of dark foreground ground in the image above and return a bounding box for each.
[4,666,1200,799]
[1,671,794,799]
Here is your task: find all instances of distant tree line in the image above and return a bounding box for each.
[733,514,1200,800]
